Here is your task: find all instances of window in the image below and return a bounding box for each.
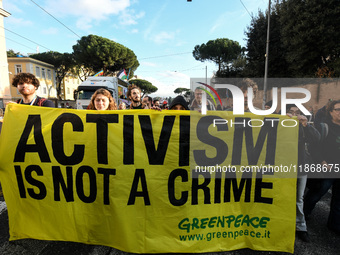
[67,87,70,94]
[43,87,47,94]
[35,66,40,77]
[47,69,52,80]
[15,65,22,74]
[42,68,46,79]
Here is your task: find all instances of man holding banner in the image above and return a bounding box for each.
[190,87,216,111]
[10,73,54,108]
[127,84,148,109]
[286,104,320,242]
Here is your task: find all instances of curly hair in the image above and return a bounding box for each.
[239,78,258,97]
[127,84,141,99]
[87,88,117,110]
[12,72,40,88]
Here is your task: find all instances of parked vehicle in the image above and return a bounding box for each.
[74,77,129,109]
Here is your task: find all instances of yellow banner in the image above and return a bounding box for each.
[0,104,297,253]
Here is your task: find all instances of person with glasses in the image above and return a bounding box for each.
[286,104,320,242]
[304,100,340,236]
[190,87,216,112]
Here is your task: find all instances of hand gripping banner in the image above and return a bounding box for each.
[0,104,298,253]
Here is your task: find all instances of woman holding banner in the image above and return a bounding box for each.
[88,89,117,110]
[304,100,340,236]
[286,104,320,242]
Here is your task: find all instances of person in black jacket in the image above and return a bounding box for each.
[286,104,320,242]
[169,95,189,110]
[304,100,340,236]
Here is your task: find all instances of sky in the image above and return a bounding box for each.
[3,0,268,98]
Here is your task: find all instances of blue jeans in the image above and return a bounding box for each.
[304,179,334,216]
[296,175,307,231]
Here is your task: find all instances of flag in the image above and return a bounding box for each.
[94,70,104,76]
[118,69,127,80]
[126,68,131,80]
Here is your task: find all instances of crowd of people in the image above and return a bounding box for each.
[2,72,340,243]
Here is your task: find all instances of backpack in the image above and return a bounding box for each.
[16,97,47,106]
[319,122,329,143]
[36,97,47,106]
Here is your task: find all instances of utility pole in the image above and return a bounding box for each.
[263,0,271,109]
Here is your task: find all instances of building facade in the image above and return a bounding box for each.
[7,57,57,101]
[0,1,11,109]
[60,73,81,100]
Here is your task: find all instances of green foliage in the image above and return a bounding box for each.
[72,34,139,78]
[216,53,248,77]
[245,0,340,78]
[174,87,191,99]
[30,51,76,99]
[193,38,242,75]
[130,79,157,97]
[244,7,289,79]
[30,51,66,67]
[7,49,20,57]
[174,87,190,95]
[279,0,340,77]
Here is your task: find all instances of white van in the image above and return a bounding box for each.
[74,77,128,109]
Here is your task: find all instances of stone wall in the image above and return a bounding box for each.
[253,80,340,112]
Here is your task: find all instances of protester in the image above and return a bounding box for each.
[169,95,189,110]
[142,96,153,109]
[239,79,258,112]
[264,101,272,110]
[87,88,117,110]
[118,102,127,110]
[286,104,320,242]
[10,72,54,107]
[307,106,315,123]
[223,79,258,112]
[127,84,148,109]
[304,99,340,236]
[190,87,216,111]
[153,99,160,107]
[162,101,168,110]
[265,100,277,113]
[314,99,333,129]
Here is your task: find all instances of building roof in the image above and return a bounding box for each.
[7,57,55,68]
